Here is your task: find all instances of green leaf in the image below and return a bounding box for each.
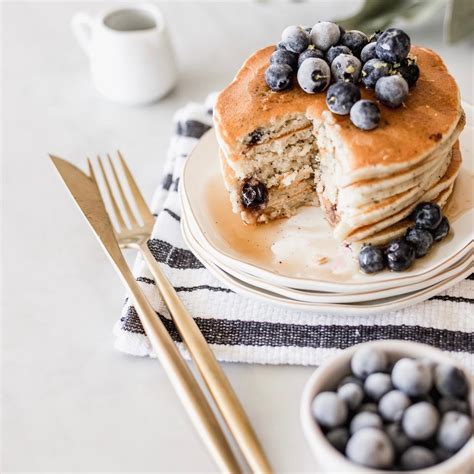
[445,0,474,43]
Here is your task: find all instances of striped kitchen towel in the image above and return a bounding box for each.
[114,94,474,370]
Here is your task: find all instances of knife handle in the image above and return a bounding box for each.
[118,265,242,474]
[139,242,272,474]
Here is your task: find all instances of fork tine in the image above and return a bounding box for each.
[97,155,127,231]
[87,158,97,183]
[107,153,139,227]
[117,150,154,224]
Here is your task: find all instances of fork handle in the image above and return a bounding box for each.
[139,242,272,474]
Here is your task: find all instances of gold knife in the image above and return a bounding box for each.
[50,156,242,473]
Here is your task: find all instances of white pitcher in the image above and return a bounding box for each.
[72,4,177,105]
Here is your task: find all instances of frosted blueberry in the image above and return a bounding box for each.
[385,423,412,453]
[297,45,325,68]
[412,202,443,231]
[337,382,364,410]
[264,64,293,91]
[376,28,411,63]
[392,358,433,396]
[401,446,437,470]
[364,372,393,401]
[438,411,472,451]
[433,216,450,241]
[270,48,298,70]
[281,25,310,54]
[375,75,409,108]
[326,45,352,65]
[358,244,385,272]
[385,238,415,271]
[405,227,434,258]
[395,57,420,87]
[379,390,411,422]
[338,375,363,389]
[350,100,381,131]
[326,82,361,115]
[340,30,369,57]
[361,58,391,89]
[331,54,362,83]
[402,402,439,441]
[310,21,340,51]
[435,363,469,398]
[297,58,331,93]
[351,346,388,379]
[438,397,470,415]
[326,427,349,452]
[350,412,383,434]
[360,42,377,63]
[346,428,395,469]
[311,392,348,428]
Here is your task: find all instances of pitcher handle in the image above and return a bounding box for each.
[71,12,93,57]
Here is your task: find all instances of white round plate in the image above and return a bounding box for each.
[180,102,473,293]
[182,217,473,315]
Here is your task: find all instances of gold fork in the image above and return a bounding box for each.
[94,151,272,474]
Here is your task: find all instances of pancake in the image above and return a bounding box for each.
[214,44,465,245]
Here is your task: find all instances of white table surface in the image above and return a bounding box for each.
[2,1,472,472]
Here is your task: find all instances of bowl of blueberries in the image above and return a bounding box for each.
[301,341,473,472]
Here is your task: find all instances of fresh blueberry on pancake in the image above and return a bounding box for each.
[310,21,341,51]
[350,100,381,130]
[432,216,450,241]
[326,81,361,114]
[240,178,268,209]
[385,238,416,271]
[326,45,352,65]
[358,244,385,273]
[281,25,310,54]
[376,28,411,63]
[331,54,362,83]
[264,63,293,91]
[412,202,443,230]
[361,58,391,88]
[270,48,298,70]
[339,30,369,57]
[375,74,409,107]
[395,57,420,87]
[360,42,377,63]
[405,227,434,258]
[297,58,331,93]
[297,45,325,68]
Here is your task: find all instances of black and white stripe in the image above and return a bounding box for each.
[115,94,474,368]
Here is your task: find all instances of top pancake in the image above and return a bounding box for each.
[214,45,463,177]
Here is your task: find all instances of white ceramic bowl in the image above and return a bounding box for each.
[301,341,474,473]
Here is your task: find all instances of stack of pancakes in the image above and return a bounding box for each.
[214,45,465,246]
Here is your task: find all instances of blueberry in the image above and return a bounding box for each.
[385,238,415,271]
[437,411,472,451]
[402,402,439,441]
[412,202,443,231]
[270,48,298,70]
[331,54,362,83]
[432,216,450,241]
[360,42,377,63]
[337,382,364,411]
[326,427,349,452]
[281,25,310,54]
[326,82,361,115]
[375,74,409,108]
[392,358,433,396]
[346,428,395,469]
[438,397,470,415]
[339,30,369,57]
[434,363,469,398]
[326,45,352,65]
[358,403,379,414]
[379,390,411,422]
[361,58,391,89]
[395,57,420,87]
[405,227,434,258]
[312,392,348,428]
[385,423,412,453]
[358,244,385,273]
[297,58,331,93]
[364,372,393,401]
[369,30,383,43]
[376,28,411,63]
[350,412,383,434]
[310,21,341,51]
[401,446,437,470]
[248,128,264,145]
[240,178,268,209]
[264,63,293,92]
[350,100,381,131]
[338,375,363,389]
[297,45,325,68]
[351,346,388,379]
